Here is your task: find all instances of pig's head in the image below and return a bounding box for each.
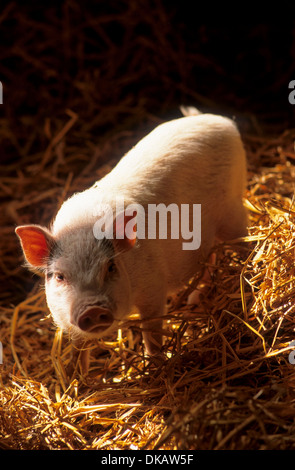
[15,215,136,342]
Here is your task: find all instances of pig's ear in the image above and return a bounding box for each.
[113,211,137,252]
[15,225,54,268]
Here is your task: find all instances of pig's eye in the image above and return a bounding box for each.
[107,260,116,274]
[54,272,65,282]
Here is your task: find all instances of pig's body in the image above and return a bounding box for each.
[16,112,248,363]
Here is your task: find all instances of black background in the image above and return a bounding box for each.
[1,0,295,163]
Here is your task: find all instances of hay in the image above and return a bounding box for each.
[1,1,295,451]
[2,120,295,450]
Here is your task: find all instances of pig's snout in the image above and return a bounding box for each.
[77,306,114,333]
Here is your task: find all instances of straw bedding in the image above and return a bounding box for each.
[1,2,295,450]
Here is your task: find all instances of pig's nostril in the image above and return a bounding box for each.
[78,306,113,333]
[99,313,108,322]
[79,315,93,331]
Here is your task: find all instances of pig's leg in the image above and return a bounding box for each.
[137,293,166,356]
[187,252,216,305]
[141,317,163,356]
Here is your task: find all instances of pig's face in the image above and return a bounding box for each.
[15,223,134,341]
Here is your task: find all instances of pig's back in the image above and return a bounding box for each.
[96,113,246,207]
[54,113,246,235]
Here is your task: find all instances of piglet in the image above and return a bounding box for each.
[15,110,248,373]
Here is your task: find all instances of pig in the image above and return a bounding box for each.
[15,110,248,372]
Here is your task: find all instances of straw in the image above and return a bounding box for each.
[1,3,295,450]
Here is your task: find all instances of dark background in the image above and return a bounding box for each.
[1,0,295,167]
[1,2,295,451]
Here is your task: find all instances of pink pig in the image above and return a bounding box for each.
[15,111,247,372]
